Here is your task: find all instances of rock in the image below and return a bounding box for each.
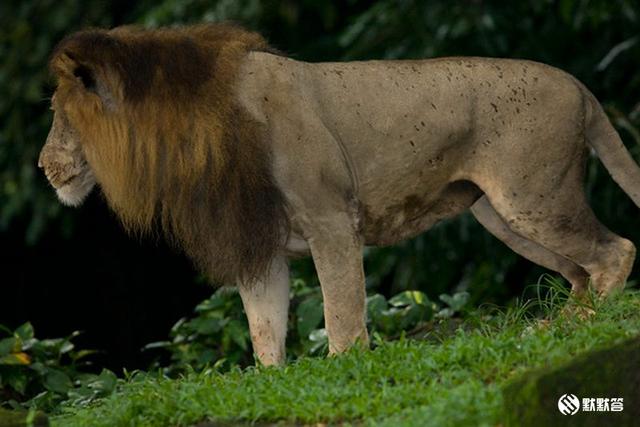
[503,336,640,427]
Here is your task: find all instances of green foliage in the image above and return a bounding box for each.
[0,322,116,413]
[145,279,470,374]
[144,288,252,373]
[53,291,640,427]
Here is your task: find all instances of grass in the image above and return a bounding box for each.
[53,286,640,427]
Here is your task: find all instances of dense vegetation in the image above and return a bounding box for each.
[1,0,639,421]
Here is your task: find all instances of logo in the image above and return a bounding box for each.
[558,394,580,415]
[557,394,624,415]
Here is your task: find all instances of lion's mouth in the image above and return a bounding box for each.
[48,172,79,189]
[44,169,80,190]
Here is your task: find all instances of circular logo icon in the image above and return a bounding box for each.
[558,394,580,415]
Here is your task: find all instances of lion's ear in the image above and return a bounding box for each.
[64,55,116,109]
[51,43,119,110]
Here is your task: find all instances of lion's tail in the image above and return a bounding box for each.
[580,83,640,209]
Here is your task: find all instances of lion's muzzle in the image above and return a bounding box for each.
[39,126,96,206]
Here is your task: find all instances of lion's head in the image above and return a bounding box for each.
[39,24,289,284]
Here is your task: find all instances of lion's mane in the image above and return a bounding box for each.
[49,24,289,284]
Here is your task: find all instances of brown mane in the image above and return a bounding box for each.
[49,24,289,284]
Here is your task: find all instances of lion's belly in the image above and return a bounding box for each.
[361,180,482,247]
[282,181,481,254]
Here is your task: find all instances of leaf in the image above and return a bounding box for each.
[196,349,217,366]
[142,341,172,351]
[191,317,223,335]
[366,294,388,323]
[0,337,17,356]
[19,338,37,352]
[58,340,74,354]
[226,319,249,351]
[437,307,455,319]
[28,362,47,375]
[168,318,188,338]
[439,292,470,312]
[195,294,227,312]
[14,323,34,341]
[308,329,328,355]
[32,338,64,353]
[70,349,99,362]
[389,290,430,308]
[3,369,29,394]
[44,369,72,394]
[25,391,54,410]
[596,36,639,72]
[89,369,117,394]
[0,352,31,366]
[66,385,94,405]
[400,303,433,330]
[296,296,324,339]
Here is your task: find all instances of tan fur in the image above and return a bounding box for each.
[40,24,640,365]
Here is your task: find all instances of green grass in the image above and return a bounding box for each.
[53,288,640,427]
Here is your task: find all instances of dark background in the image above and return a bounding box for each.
[1,0,639,371]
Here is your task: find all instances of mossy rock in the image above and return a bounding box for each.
[503,336,640,427]
[0,408,48,427]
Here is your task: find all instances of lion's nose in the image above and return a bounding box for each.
[37,151,46,169]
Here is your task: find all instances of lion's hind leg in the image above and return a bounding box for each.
[473,164,635,296]
[471,196,589,295]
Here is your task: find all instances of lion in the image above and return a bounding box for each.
[39,23,640,366]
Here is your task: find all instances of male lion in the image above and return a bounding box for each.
[39,24,640,366]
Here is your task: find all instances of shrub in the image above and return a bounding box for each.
[0,322,116,412]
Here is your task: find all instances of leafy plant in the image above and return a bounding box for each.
[144,288,252,374]
[145,279,471,374]
[0,322,116,412]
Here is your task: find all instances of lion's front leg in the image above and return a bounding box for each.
[308,220,369,354]
[238,256,290,366]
